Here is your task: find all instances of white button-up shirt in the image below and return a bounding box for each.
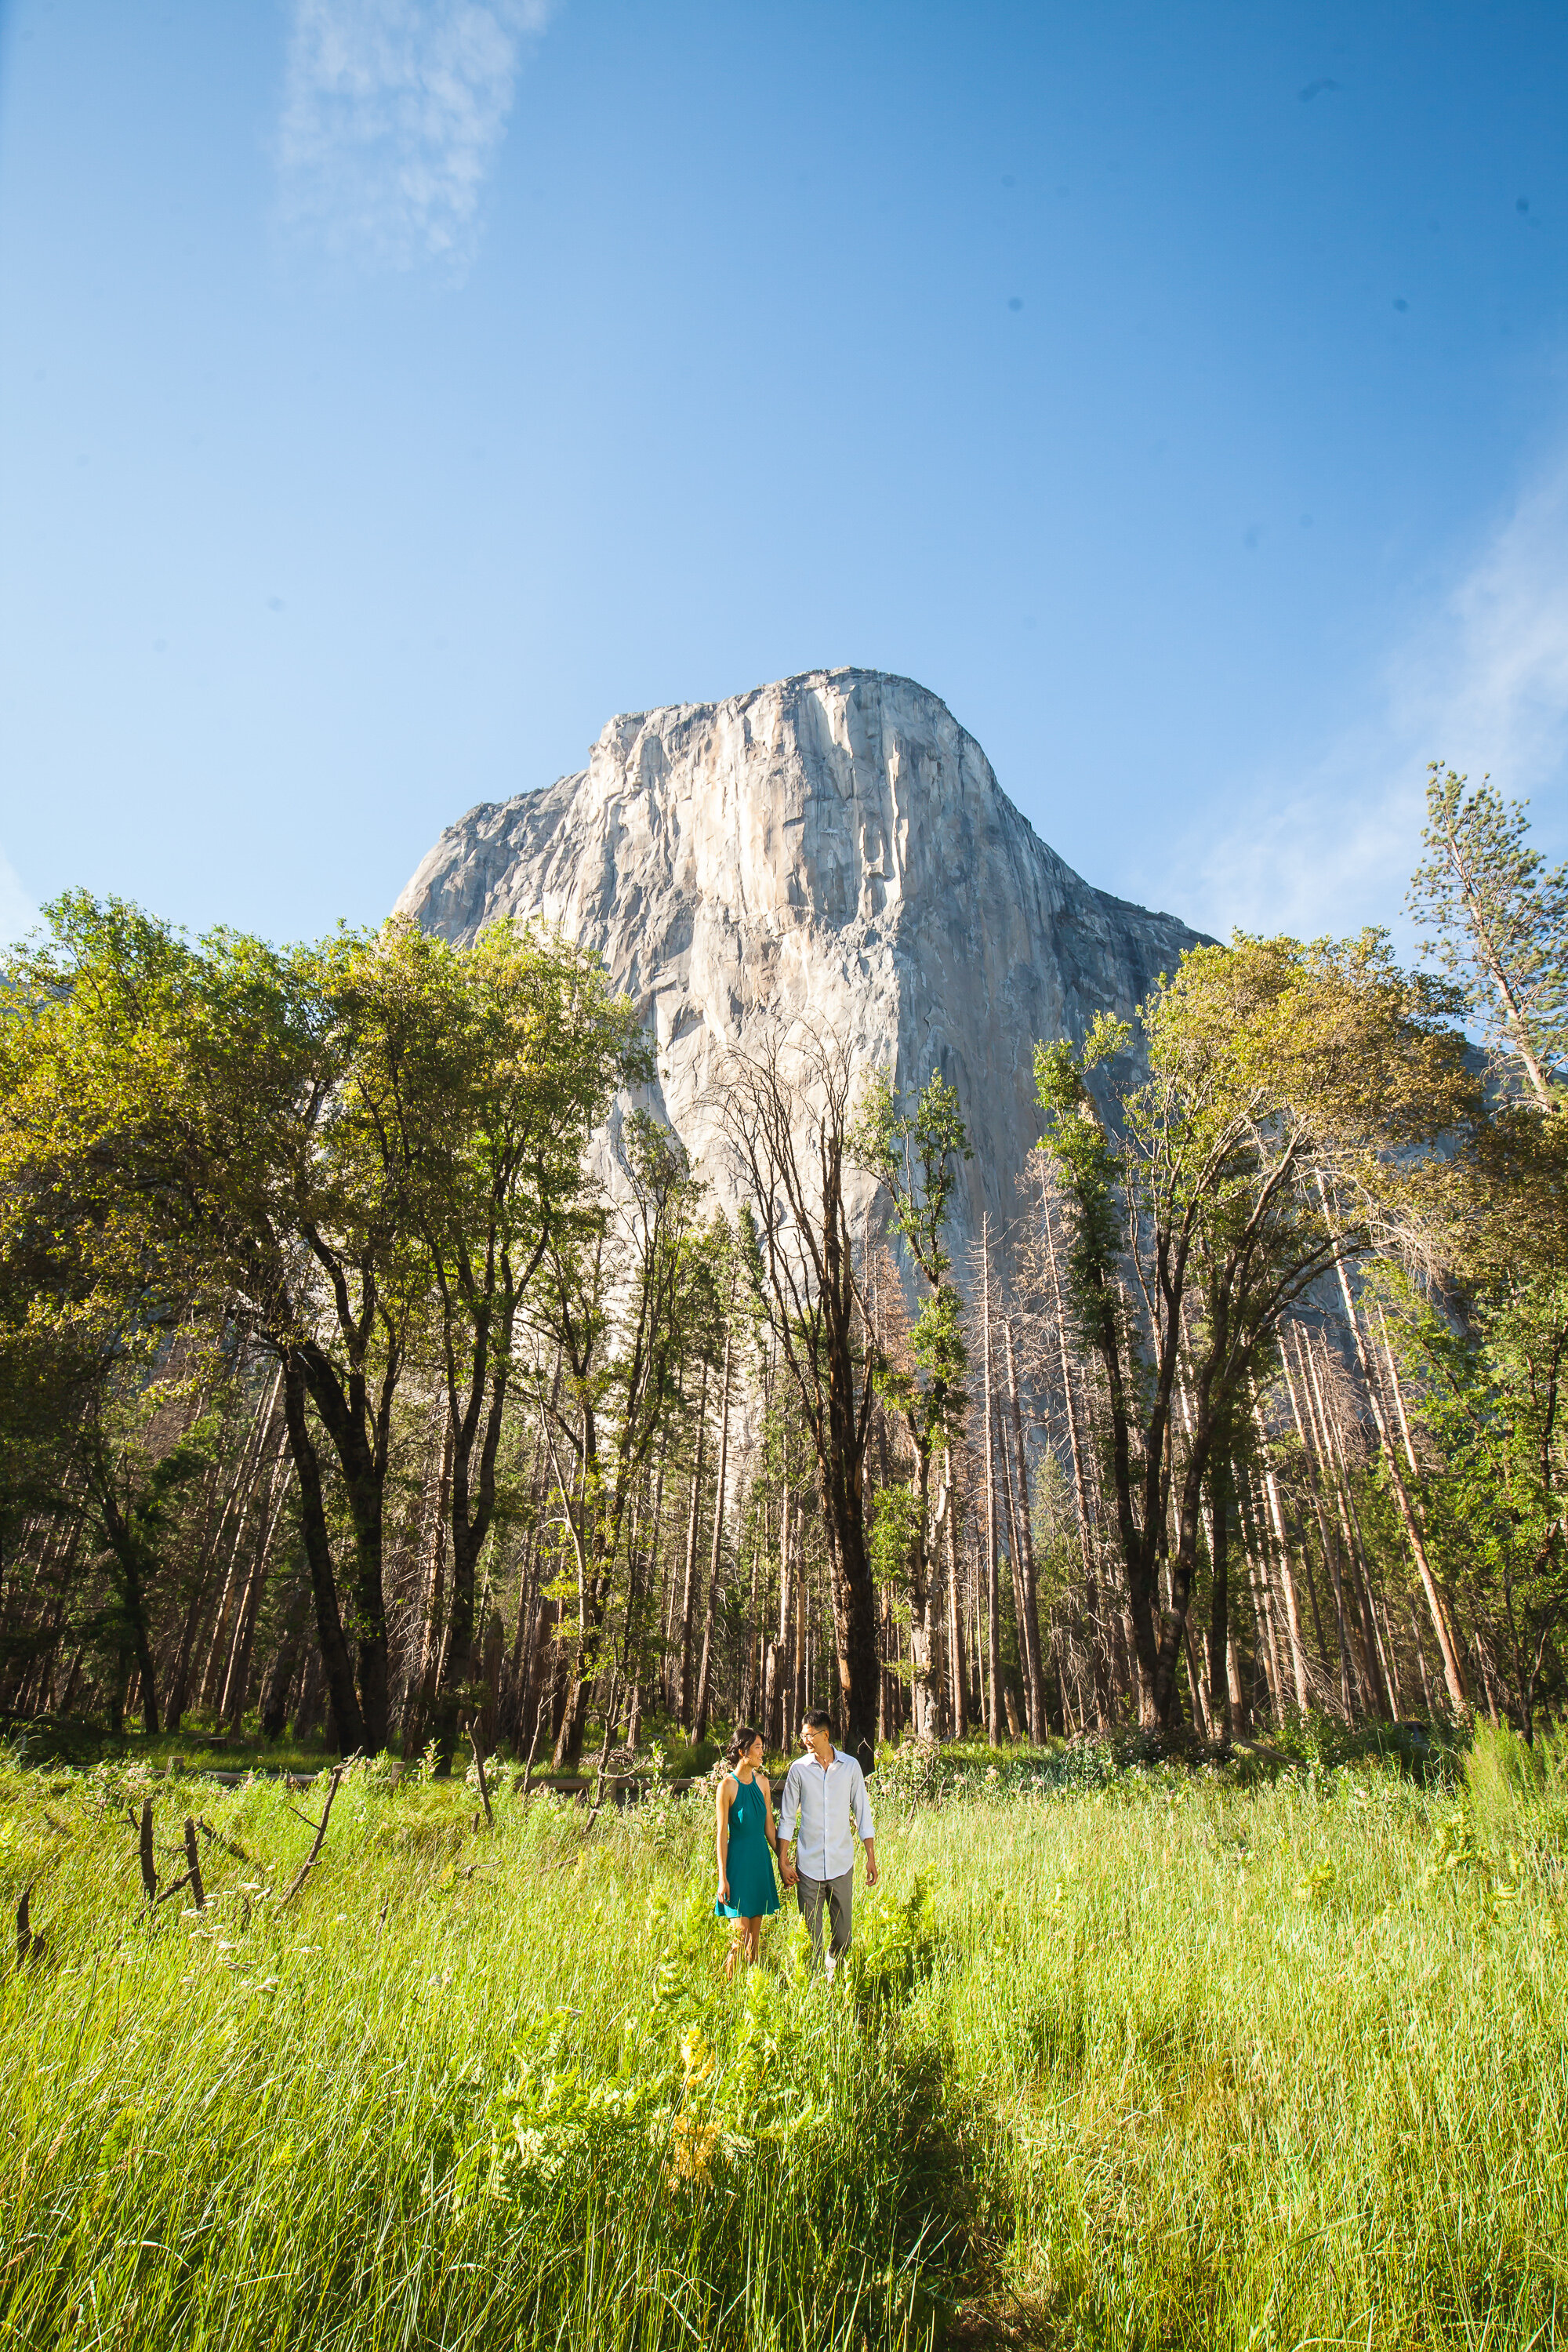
[778,1747,875,1882]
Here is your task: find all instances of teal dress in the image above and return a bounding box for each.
[716,1772,780,1920]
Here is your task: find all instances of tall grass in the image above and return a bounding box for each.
[1,1730,1564,2348]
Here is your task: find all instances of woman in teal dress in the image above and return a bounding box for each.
[714,1723,780,1973]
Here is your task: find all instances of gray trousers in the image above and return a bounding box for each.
[797,1869,854,1961]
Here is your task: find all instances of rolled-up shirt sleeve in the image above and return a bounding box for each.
[850,1763,875,1842]
[778,1762,802,1843]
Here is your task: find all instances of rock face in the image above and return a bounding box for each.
[396,668,1206,1260]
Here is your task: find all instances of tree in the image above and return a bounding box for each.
[1408,764,1568,1111]
[1037,933,1473,1727]
[0,923,221,1733]
[0,896,430,1752]
[0,1304,145,1727]
[852,1070,971,1737]
[342,916,647,1770]
[533,1111,706,1765]
[1380,776,1568,1736]
[714,1026,881,1772]
[1381,1265,1567,1740]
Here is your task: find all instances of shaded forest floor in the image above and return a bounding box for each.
[2,1728,1565,2349]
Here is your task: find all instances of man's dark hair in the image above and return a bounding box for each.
[804,1708,833,1734]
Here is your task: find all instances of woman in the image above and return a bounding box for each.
[714,1722,780,1973]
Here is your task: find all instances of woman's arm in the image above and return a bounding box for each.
[715,1776,732,1901]
[760,1773,779,1853]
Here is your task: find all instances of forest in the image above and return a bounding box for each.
[2,763,1567,2351]
[1,762,1566,1780]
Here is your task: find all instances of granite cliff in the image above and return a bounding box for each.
[396,667,1206,1257]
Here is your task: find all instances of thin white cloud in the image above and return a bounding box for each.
[277,0,551,275]
[1166,459,1568,945]
[0,849,38,953]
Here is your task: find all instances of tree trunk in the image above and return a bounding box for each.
[280,1354,365,1755]
[1280,1332,1355,1719]
[260,1569,312,1739]
[1346,1287,1469,1715]
[1250,1396,1311,1713]
[629,1436,667,1748]
[1207,1451,1231,1740]
[945,1456,967,1738]
[908,1459,948,1742]
[477,1608,506,1753]
[551,1420,600,1769]
[739,1495,764,1727]
[199,1369,285,1711]
[96,1489,160,1736]
[819,1438,879,1777]
[293,1341,394,1755]
[1041,1189,1109,1725]
[434,1460,491,1772]
[292,1640,325,1743]
[517,1594,559,1757]
[982,1223,1002,1745]
[1474,1629,1504,1726]
[996,1392,1032,1738]
[677,1359,710,1730]
[1186,1625,1211,1738]
[1410,1601,1436,1716]
[659,1485,682,1715]
[1236,1465,1285,1717]
[694,1330,733,1738]
[1378,1596,1405,1714]
[1303,1331,1392,1719]
[404,1413,454,1755]
[1003,1316,1047,1740]
[220,1438,292,1727]
[163,1451,238,1733]
[764,1484,793,1748]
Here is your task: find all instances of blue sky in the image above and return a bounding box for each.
[2,0,1565,953]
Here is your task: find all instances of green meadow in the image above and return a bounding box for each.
[2,1731,1565,2350]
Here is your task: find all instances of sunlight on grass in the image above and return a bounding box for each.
[1,1734,1564,2348]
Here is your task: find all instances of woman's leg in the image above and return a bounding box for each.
[743,1916,763,1965]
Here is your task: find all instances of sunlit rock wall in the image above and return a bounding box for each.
[397,667,1206,1265]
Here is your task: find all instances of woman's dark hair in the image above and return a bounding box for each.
[727,1723,763,1766]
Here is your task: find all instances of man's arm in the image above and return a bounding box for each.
[852,1766,878,1886]
[776,1762,800,1887]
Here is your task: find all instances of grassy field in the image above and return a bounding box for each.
[2,1729,1565,2350]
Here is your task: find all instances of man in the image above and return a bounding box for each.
[776,1709,877,1970]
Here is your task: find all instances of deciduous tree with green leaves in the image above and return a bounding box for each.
[336,916,647,1769]
[0,897,441,1751]
[1036,933,1472,1727]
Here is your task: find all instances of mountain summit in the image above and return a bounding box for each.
[396,667,1205,1247]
